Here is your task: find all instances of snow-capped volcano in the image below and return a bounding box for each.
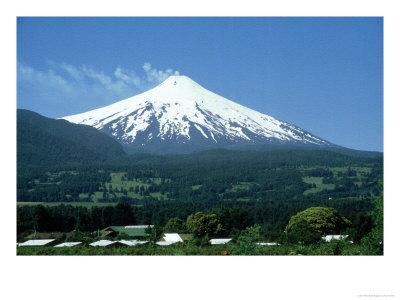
[62,75,332,153]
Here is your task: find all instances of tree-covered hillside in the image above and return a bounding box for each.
[17,109,126,166]
[17,149,382,203]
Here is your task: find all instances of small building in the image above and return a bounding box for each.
[209,238,232,245]
[160,233,183,243]
[100,225,153,238]
[24,232,73,240]
[18,239,56,247]
[156,241,180,246]
[118,240,148,246]
[155,233,184,246]
[177,234,194,242]
[89,240,119,247]
[54,242,82,247]
[256,242,280,246]
[156,233,194,246]
[322,235,349,242]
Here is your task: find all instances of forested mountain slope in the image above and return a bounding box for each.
[17,109,126,166]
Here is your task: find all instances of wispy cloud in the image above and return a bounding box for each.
[17,62,180,118]
[143,62,180,83]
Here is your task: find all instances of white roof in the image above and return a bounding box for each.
[89,240,116,247]
[256,242,280,246]
[54,242,82,247]
[162,233,183,242]
[322,235,349,242]
[125,225,153,229]
[118,240,148,246]
[18,239,55,246]
[156,241,180,246]
[209,238,232,245]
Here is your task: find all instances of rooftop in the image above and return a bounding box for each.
[54,242,82,248]
[209,238,232,245]
[90,240,117,247]
[162,233,183,243]
[118,240,148,246]
[102,225,153,237]
[18,239,56,246]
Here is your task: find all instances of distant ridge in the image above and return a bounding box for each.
[224,144,382,158]
[17,109,126,166]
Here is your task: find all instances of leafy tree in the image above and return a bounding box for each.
[164,217,186,233]
[350,213,373,244]
[76,210,91,231]
[33,205,53,232]
[186,212,223,238]
[213,207,254,235]
[285,219,322,245]
[361,191,383,254]
[145,225,163,243]
[233,225,263,255]
[285,207,351,236]
[111,203,136,226]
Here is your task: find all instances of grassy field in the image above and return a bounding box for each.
[229,182,252,192]
[75,172,169,201]
[302,177,335,195]
[236,198,251,202]
[328,166,371,177]
[299,166,371,177]
[191,185,203,190]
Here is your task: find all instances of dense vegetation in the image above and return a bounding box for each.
[17,149,382,204]
[17,109,126,166]
[17,193,383,256]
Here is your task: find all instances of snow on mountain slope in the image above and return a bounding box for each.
[62,75,331,153]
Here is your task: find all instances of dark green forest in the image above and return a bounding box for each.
[17,109,126,166]
[17,149,382,203]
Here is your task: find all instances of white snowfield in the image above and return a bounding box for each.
[62,75,328,146]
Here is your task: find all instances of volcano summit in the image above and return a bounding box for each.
[62,75,332,153]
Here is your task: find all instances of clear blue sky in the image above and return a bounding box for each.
[17,17,383,151]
